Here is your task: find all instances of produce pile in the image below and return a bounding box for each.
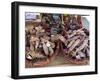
[25,13,89,67]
